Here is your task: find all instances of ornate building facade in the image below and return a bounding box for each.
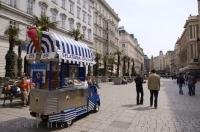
[174,0,200,75]
[93,0,120,55]
[118,26,144,75]
[0,0,93,77]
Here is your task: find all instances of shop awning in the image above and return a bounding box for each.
[26,31,95,65]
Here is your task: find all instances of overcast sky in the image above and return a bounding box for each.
[106,0,197,58]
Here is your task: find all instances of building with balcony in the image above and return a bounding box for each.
[93,0,120,55]
[0,0,93,77]
[144,55,150,75]
[174,0,200,75]
[118,26,144,75]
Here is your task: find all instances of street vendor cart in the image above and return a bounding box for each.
[26,28,100,127]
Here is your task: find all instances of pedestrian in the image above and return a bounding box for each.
[177,73,185,95]
[134,74,144,105]
[187,73,197,96]
[148,69,161,109]
[19,77,30,106]
[185,73,188,85]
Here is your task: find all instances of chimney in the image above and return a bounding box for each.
[198,0,200,15]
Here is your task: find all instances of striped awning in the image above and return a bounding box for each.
[26,31,95,65]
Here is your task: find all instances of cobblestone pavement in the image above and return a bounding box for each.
[0,79,200,132]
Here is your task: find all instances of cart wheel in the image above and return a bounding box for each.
[67,120,73,126]
[94,104,99,112]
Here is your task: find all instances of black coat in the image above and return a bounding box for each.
[134,76,143,89]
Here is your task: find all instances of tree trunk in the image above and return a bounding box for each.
[5,50,17,79]
[17,45,22,77]
[127,60,130,76]
[117,55,120,77]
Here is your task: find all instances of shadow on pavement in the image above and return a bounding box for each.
[0,117,48,132]
[132,106,153,111]
[0,112,93,131]
[0,100,24,109]
[162,79,200,132]
[121,104,138,108]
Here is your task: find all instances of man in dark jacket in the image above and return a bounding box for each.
[177,74,185,95]
[134,74,144,105]
[187,73,196,96]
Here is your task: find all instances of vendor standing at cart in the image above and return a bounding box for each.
[19,77,30,106]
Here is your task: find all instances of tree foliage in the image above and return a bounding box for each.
[4,25,20,78]
[131,59,136,76]
[114,50,121,77]
[31,15,57,31]
[69,28,84,41]
[93,53,102,76]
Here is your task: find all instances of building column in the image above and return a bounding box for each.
[193,44,196,59]
[195,43,198,58]
[189,44,192,62]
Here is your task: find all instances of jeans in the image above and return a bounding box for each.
[136,88,143,104]
[179,83,183,95]
[188,84,195,96]
[150,90,159,108]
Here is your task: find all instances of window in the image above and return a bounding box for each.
[83,0,86,9]
[40,4,47,16]
[122,44,125,48]
[76,23,81,30]
[10,0,16,8]
[98,16,101,26]
[88,14,91,25]
[27,0,34,15]
[94,26,97,34]
[77,0,80,5]
[189,25,199,39]
[99,29,101,37]
[94,14,97,24]
[52,0,57,4]
[69,0,75,14]
[51,9,58,22]
[61,14,66,28]
[88,29,91,40]
[77,7,81,19]
[196,25,199,39]
[61,0,66,9]
[88,5,91,13]
[82,26,86,38]
[69,18,74,30]
[82,11,86,23]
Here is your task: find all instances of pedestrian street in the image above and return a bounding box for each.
[0,79,200,132]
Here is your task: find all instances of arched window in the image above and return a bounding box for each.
[27,0,35,15]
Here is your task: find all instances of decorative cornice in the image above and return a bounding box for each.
[97,0,120,21]
[1,2,33,20]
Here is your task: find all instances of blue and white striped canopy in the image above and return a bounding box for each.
[26,31,95,65]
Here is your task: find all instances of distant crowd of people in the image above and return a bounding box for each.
[133,70,198,109]
[176,73,197,96]
[3,73,34,107]
[134,69,160,109]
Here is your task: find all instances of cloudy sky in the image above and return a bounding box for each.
[106,0,197,57]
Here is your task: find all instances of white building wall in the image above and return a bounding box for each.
[0,0,94,77]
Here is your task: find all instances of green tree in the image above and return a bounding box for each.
[15,40,22,77]
[122,55,128,76]
[114,50,121,77]
[131,58,136,76]
[127,57,130,76]
[32,15,57,31]
[107,54,115,76]
[69,28,84,41]
[103,54,109,76]
[4,25,19,78]
[93,53,101,76]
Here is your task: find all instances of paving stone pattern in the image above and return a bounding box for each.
[0,79,200,132]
